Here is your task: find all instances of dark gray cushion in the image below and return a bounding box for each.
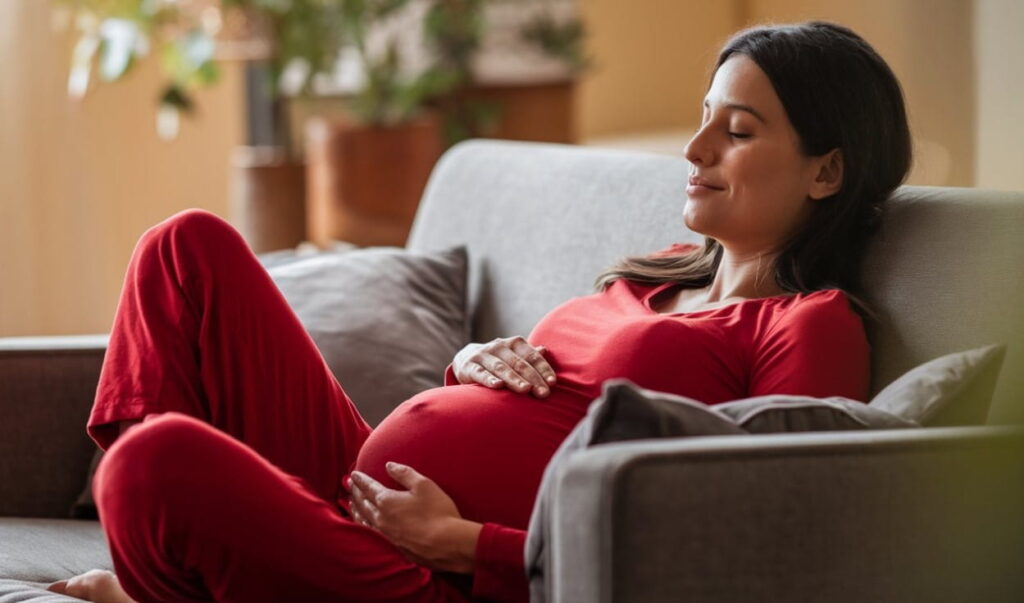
[717,395,920,432]
[869,343,1006,426]
[265,244,470,427]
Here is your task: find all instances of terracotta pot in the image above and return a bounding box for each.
[304,112,444,248]
[459,79,577,143]
[229,146,307,253]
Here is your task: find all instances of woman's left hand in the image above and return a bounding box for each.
[348,463,483,574]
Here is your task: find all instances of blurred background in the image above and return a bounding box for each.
[1,0,1021,337]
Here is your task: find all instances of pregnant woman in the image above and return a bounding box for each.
[51,20,910,603]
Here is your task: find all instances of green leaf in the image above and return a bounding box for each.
[195,60,220,86]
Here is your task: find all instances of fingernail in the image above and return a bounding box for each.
[537,387,548,396]
[518,381,527,388]
[546,375,556,383]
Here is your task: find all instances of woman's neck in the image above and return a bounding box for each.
[704,247,787,302]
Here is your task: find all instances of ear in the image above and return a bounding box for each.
[808,148,844,200]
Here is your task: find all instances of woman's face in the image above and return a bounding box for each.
[682,54,839,255]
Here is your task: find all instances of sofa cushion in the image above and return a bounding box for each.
[869,343,1006,426]
[0,579,80,602]
[264,244,470,427]
[0,518,110,601]
[714,395,920,432]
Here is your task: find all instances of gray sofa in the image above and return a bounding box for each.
[2,139,1023,602]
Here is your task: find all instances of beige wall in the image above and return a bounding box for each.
[575,0,741,138]
[576,0,977,187]
[975,0,1024,191]
[741,0,976,187]
[0,0,244,336]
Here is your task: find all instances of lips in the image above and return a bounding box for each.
[688,176,724,190]
[686,175,724,197]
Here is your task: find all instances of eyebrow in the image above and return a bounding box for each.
[703,99,768,125]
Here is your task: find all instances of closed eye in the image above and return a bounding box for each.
[728,132,751,139]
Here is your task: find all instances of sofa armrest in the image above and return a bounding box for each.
[549,426,1024,603]
[0,335,108,518]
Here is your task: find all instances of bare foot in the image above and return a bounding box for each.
[47,569,135,602]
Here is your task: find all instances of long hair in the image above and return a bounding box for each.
[593,21,912,324]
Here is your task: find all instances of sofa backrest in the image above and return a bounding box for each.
[406,139,1024,426]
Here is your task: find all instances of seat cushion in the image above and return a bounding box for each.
[0,518,111,589]
[0,578,80,602]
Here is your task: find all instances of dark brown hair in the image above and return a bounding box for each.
[593,21,912,324]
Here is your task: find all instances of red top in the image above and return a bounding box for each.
[353,243,870,601]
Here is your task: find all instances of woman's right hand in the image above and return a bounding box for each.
[452,336,557,398]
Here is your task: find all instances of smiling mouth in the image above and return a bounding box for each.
[686,183,724,195]
[687,176,725,191]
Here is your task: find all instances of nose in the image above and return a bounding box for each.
[683,124,715,168]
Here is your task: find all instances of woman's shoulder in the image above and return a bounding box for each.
[764,288,862,333]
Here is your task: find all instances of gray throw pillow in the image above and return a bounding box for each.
[265,245,470,427]
[869,343,1006,426]
[717,395,920,432]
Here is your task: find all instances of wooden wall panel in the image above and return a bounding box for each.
[0,0,244,336]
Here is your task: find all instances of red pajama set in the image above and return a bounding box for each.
[87,211,870,602]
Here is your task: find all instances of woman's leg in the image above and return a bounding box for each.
[89,208,371,506]
[95,413,465,602]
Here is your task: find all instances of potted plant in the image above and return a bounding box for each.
[302,0,460,248]
[302,0,591,247]
[55,0,590,249]
[55,0,355,252]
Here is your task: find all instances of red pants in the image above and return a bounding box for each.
[88,209,468,602]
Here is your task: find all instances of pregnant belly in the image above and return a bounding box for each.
[353,384,590,529]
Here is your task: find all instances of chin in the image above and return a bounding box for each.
[682,205,707,235]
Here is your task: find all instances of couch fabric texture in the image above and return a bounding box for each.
[2,140,1023,602]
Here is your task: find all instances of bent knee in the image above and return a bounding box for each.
[143,208,243,252]
[93,413,216,505]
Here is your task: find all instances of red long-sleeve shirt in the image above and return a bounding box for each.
[353,244,870,601]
